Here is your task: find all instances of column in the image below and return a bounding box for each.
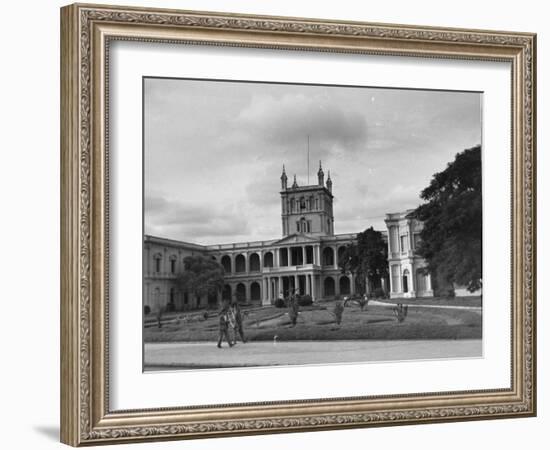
[335,276,340,296]
[294,275,298,294]
[426,273,432,292]
[333,246,338,269]
[350,274,355,295]
[274,248,279,267]
[263,278,269,304]
[408,264,416,296]
[245,282,250,303]
[245,253,250,273]
[311,276,316,301]
[301,246,306,265]
[278,276,282,298]
[306,275,311,295]
[314,245,320,266]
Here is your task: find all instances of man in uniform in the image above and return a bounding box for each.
[230,296,246,344]
[217,300,233,348]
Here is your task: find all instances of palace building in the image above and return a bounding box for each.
[144,163,434,312]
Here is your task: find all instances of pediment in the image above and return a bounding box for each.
[272,233,320,245]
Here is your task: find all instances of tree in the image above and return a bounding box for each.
[176,255,225,307]
[409,145,482,292]
[338,226,388,296]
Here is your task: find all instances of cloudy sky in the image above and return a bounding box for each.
[144,77,481,245]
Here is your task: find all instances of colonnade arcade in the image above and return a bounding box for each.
[213,243,352,275]
[219,273,356,305]
[211,240,356,305]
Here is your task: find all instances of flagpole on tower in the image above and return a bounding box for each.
[307,135,310,185]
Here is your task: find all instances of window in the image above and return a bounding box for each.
[155,257,161,273]
[170,259,175,274]
[296,221,300,232]
[413,233,422,249]
[400,235,408,252]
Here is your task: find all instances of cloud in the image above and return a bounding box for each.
[144,78,482,244]
[145,195,250,243]
[235,92,368,159]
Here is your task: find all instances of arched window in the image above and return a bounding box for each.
[235,254,246,273]
[324,277,335,297]
[249,253,260,272]
[337,246,347,265]
[263,251,274,268]
[169,255,177,274]
[402,269,410,293]
[221,255,231,273]
[169,287,175,304]
[250,282,261,302]
[153,254,162,273]
[300,217,307,233]
[222,284,232,301]
[323,247,334,266]
[236,283,246,302]
[339,276,351,295]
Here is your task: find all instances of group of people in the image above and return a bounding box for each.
[217,297,246,348]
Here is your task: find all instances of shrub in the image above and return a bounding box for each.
[274,298,286,308]
[288,307,298,326]
[144,305,151,315]
[392,303,408,323]
[333,301,344,325]
[297,294,313,306]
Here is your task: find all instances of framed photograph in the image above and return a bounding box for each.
[60,3,537,446]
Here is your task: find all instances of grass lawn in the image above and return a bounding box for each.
[379,296,482,307]
[143,300,482,343]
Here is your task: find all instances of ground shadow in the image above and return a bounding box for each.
[33,425,59,441]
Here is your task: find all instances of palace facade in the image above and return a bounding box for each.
[144,163,434,312]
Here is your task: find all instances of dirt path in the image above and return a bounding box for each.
[144,339,482,370]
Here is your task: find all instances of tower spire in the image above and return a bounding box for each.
[292,174,298,189]
[280,164,288,190]
[317,160,324,186]
[326,170,332,193]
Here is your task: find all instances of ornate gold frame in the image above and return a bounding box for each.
[60,3,536,446]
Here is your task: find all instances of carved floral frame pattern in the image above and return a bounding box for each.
[60,3,536,446]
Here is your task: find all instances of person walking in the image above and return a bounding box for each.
[217,300,233,348]
[230,299,246,344]
[288,288,299,326]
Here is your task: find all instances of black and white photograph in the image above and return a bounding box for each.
[142,77,483,371]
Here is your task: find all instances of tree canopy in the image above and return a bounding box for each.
[338,226,388,295]
[176,255,225,301]
[410,145,482,292]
